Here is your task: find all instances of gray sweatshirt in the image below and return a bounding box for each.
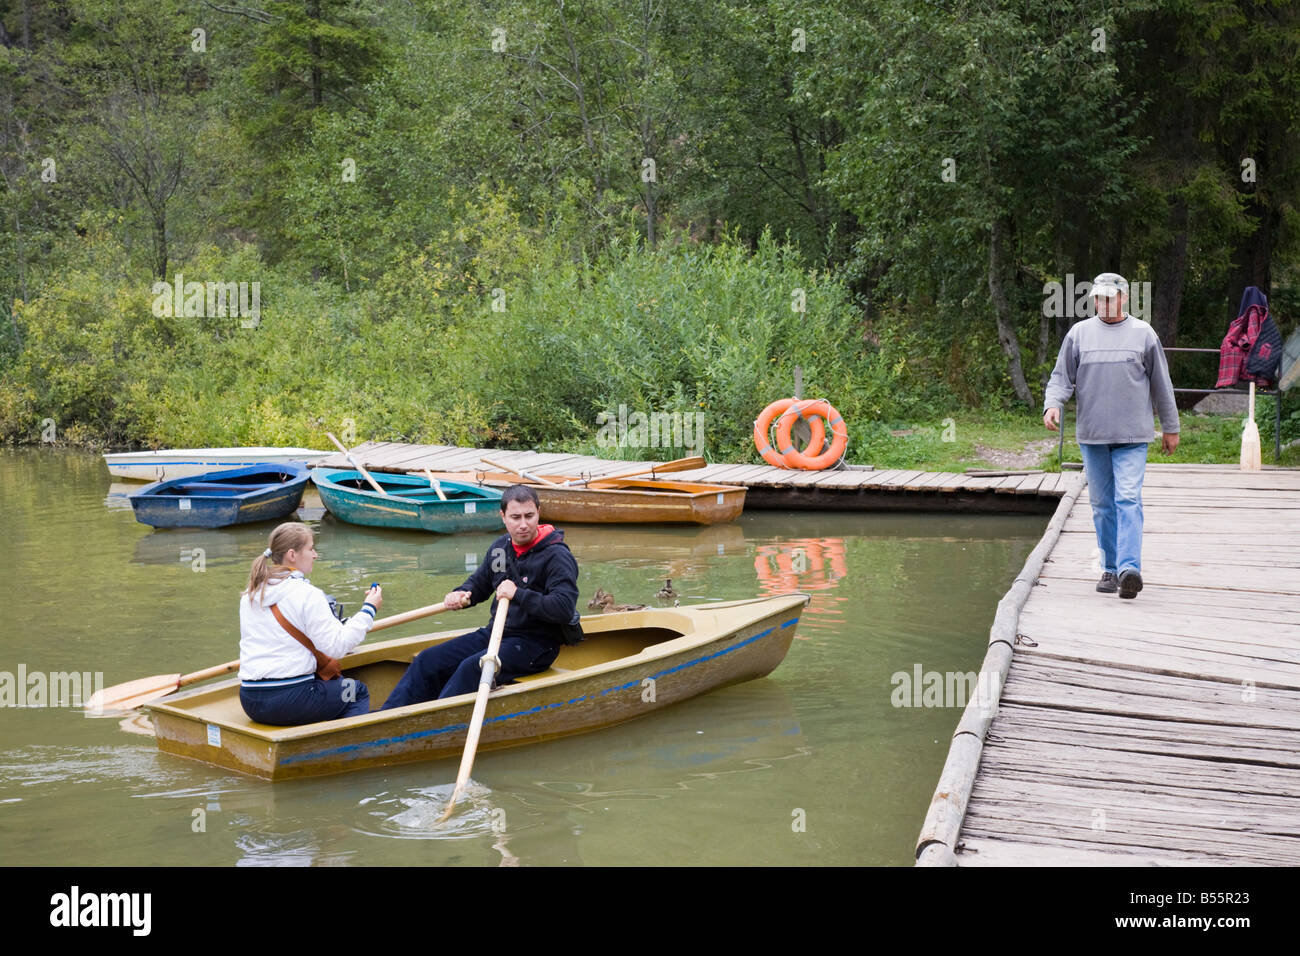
[1043,314,1180,444]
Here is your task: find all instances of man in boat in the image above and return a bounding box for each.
[1043,272,1180,600]
[381,484,580,707]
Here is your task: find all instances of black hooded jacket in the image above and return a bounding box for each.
[456,527,579,646]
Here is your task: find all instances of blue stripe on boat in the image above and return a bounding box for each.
[280,618,797,766]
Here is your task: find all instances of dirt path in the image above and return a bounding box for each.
[971,436,1059,469]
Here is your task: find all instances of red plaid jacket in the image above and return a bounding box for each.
[1216,304,1270,387]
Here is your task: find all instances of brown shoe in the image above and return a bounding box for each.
[1096,572,1118,593]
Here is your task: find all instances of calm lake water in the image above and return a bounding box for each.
[0,448,1044,866]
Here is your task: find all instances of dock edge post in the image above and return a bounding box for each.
[914,472,1086,865]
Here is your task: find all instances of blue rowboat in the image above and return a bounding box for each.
[130,463,311,529]
[311,468,504,534]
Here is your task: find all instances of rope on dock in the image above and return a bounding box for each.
[914,472,1087,866]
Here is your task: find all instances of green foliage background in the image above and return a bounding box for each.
[1,0,1297,460]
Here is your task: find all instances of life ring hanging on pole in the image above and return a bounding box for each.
[753,398,848,470]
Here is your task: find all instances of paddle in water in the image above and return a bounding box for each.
[439,596,510,822]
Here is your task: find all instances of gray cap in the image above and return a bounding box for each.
[1091,272,1128,298]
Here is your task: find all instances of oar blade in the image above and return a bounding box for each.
[436,786,464,823]
[86,674,182,714]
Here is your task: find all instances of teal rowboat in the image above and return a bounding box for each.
[311,468,504,534]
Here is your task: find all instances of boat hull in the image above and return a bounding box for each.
[148,595,806,780]
[129,464,311,529]
[105,447,330,482]
[311,469,504,534]
[423,471,746,525]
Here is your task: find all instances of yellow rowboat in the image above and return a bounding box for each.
[420,471,746,525]
[147,594,808,780]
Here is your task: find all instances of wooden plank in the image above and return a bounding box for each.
[1036,563,1300,595]
[908,471,959,490]
[903,471,948,490]
[939,472,972,492]
[992,474,1028,493]
[954,837,1196,867]
[816,469,904,488]
[780,469,842,486]
[730,465,797,485]
[797,467,873,487]
[698,464,766,481]
[1036,474,1062,494]
[1010,473,1047,494]
[877,470,926,488]
[988,704,1300,766]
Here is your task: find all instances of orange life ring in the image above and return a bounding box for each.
[754,397,847,469]
[774,399,848,470]
[753,399,798,467]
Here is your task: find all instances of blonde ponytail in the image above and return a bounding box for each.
[244,521,313,605]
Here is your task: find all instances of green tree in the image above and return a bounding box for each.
[815,0,1143,404]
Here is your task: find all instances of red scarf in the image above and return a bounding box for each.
[512,524,555,557]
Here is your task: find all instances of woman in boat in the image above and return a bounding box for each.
[239,521,382,725]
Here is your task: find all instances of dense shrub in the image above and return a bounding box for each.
[1,218,992,465]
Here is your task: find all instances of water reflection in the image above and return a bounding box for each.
[132,528,247,566]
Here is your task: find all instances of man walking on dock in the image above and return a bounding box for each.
[1043,272,1180,599]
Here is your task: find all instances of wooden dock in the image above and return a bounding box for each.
[917,463,1300,866]
[315,442,1070,512]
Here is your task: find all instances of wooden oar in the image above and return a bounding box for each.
[325,432,387,495]
[87,600,452,713]
[369,600,448,633]
[423,468,448,501]
[439,596,510,822]
[564,455,706,487]
[479,457,559,486]
[1240,381,1262,471]
[87,660,241,714]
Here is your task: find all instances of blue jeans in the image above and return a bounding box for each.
[240,676,370,725]
[1078,441,1148,576]
[380,627,559,709]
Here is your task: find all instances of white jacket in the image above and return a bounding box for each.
[239,571,375,681]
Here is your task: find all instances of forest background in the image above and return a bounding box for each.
[2,0,1297,467]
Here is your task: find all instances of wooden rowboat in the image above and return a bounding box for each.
[105,446,330,482]
[311,468,504,533]
[147,593,807,780]
[421,470,746,525]
[129,463,311,529]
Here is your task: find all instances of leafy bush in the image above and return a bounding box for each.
[3,216,1004,465]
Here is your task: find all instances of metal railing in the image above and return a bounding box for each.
[1164,346,1283,461]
